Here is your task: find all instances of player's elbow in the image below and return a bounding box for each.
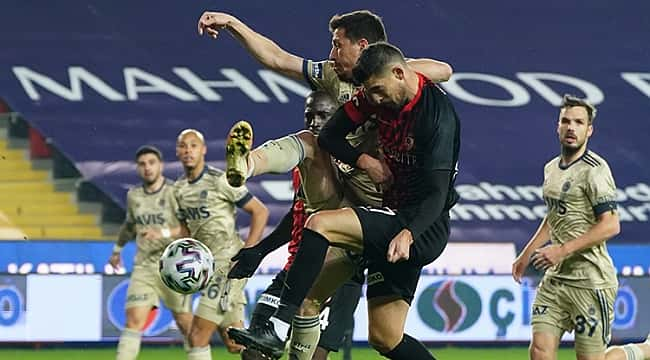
[608,219,620,238]
[437,62,453,82]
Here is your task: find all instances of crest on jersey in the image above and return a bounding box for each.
[200,190,208,199]
[405,136,415,151]
[158,199,165,207]
[562,181,571,193]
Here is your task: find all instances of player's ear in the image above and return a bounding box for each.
[392,66,405,80]
[358,38,369,50]
[587,124,593,138]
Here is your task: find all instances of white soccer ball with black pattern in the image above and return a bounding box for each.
[159,238,215,294]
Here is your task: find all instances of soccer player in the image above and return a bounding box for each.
[230,42,460,360]
[197,9,452,197]
[228,90,363,360]
[512,95,650,360]
[174,129,269,360]
[108,145,192,360]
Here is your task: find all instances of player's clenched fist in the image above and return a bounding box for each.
[197,12,235,39]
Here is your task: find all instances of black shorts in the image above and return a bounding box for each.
[318,278,362,352]
[352,206,448,304]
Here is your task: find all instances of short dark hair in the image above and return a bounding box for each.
[352,42,406,85]
[561,94,597,124]
[329,10,387,43]
[135,145,163,161]
[306,90,335,105]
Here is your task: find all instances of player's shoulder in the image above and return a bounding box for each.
[581,150,609,169]
[126,184,144,198]
[205,165,225,179]
[544,156,561,172]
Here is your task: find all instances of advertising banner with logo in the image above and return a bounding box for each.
[352,276,649,342]
[1,274,648,342]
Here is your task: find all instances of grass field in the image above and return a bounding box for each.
[0,346,578,359]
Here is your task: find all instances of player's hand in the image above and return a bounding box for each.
[511,253,530,284]
[197,12,234,39]
[227,246,265,279]
[531,244,567,271]
[357,154,393,189]
[108,253,122,270]
[140,229,161,241]
[387,229,413,263]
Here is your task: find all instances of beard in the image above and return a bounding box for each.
[560,141,585,158]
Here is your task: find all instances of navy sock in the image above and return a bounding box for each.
[274,228,329,323]
[381,334,435,360]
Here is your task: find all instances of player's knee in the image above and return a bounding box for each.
[188,326,210,348]
[295,130,317,146]
[125,314,147,330]
[368,330,401,354]
[299,298,321,317]
[530,340,554,360]
[304,213,328,234]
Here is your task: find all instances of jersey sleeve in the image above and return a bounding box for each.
[302,59,337,91]
[218,175,253,208]
[422,99,460,171]
[586,163,617,216]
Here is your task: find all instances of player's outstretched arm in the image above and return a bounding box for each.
[406,58,453,83]
[197,11,304,79]
[240,196,269,247]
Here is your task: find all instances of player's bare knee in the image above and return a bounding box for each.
[368,330,401,354]
[188,326,210,347]
[125,311,148,330]
[530,341,554,360]
[299,298,321,317]
[304,213,328,234]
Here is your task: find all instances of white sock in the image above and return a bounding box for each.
[621,344,645,360]
[187,345,211,360]
[269,316,291,340]
[289,315,321,360]
[116,328,142,360]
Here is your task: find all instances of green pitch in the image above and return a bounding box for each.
[0,346,576,360]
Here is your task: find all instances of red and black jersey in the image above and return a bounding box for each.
[284,168,307,271]
[319,73,460,261]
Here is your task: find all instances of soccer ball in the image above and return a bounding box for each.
[159,238,215,294]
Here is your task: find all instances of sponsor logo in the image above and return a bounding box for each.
[367,272,384,286]
[0,285,24,327]
[106,279,173,336]
[417,280,481,333]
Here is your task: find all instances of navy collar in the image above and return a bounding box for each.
[558,149,589,170]
[143,178,166,195]
[188,166,207,184]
